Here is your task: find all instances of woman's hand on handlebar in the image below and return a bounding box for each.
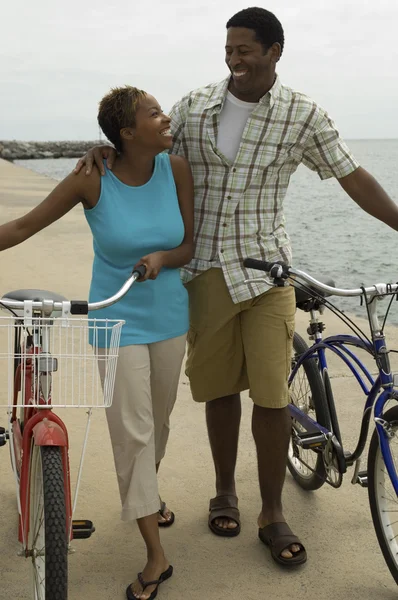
[134,252,165,281]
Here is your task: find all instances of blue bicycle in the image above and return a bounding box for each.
[244,258,398,585]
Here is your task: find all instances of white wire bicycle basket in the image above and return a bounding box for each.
[0,316,124,408]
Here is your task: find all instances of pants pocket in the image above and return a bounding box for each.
[285,319,295,378]
[185,328,197,377]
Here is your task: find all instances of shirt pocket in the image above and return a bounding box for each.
[242,147,296,188]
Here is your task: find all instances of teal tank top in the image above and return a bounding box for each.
[84,153,189,347]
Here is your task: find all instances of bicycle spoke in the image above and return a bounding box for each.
[369,411,398,583]
[289,365,318,476]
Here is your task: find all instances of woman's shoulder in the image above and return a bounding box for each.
[168,154,192,182]
[168,154,189,168]
[71,164,101,209]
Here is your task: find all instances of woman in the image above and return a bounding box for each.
[0,86,194,600]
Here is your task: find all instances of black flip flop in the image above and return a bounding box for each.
[126,565,173,600]
[158,501,175,528]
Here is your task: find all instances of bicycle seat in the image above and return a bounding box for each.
[1,289,67,317]
[295,277,336,310]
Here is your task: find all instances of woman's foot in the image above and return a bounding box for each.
[129,555,170,600]
[157,501,174,526]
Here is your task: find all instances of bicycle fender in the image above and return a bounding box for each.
[32,419,67,447]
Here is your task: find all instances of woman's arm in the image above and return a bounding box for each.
[135,155,194,280]
[0,170,99,251]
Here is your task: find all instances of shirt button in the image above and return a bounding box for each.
[220,249,224,253]
[227,195,232,200]
[232,168,236,173]
[223,223,227,227]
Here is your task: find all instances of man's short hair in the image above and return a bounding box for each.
[226,7,284,56]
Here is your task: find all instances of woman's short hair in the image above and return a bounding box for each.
[98,86,146,152]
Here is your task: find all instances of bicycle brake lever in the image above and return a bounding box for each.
[244,277,274,286]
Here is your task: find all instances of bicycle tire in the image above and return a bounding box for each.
[28,444,68,600]
[287,332,330,491]
[368,404,398,585]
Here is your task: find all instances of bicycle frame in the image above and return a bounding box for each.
[289,306,398,494]
[8,320,73,548]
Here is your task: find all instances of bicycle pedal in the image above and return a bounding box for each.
[354,470,368,488]
[72,519,95,539]
[0,427,7,447]
[295,431,327,450]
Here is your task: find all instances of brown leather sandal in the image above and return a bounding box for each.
[208,495,241,537]
[258,522,307,566]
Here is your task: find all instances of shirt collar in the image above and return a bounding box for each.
[205,73,282,111]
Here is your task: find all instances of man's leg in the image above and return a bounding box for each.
[206,393,241,530]
[252,405,300,557]
[185,269,246,533]
[242,285,304,561]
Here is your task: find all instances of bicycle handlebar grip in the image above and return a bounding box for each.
[133,265,147,278]
[244,258,290,281]
[243,258,275,272]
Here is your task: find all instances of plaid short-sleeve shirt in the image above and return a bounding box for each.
[170,75,359,303]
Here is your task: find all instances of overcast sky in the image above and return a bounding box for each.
[1,0,397,141]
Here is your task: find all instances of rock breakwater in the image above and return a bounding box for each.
[0,140,103,161]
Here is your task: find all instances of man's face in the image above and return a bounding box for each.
[225,27,279,100]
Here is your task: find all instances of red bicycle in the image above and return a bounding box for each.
[0,266,145,600]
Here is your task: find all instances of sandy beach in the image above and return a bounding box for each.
[0,157,397,599]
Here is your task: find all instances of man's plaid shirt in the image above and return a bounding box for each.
[170,75,359,303]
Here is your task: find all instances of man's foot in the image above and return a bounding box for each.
[258,513,306,565]
[208,495,240,536]
[128,556,171,600]
[158,501,174,527]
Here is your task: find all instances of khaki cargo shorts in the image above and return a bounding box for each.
[185,268,296,408]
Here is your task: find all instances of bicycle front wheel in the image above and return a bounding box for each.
[28,444,68,600]
[287,332,330,491]
[368,404,398,585]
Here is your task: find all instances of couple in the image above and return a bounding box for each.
[2,6,398,600]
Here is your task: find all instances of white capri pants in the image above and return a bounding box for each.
[99,334,186,521]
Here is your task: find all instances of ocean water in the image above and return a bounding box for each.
[16,140,398,323]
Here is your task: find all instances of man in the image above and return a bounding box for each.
[75,7,398,567]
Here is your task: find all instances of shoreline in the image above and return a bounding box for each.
[2,157,398,332]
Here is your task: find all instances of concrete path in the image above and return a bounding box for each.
[0,158,397,599]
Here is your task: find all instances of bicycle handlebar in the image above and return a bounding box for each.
[0,265,147,315]
[243,258,398,298]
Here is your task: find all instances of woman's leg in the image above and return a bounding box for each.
[150,335,187,523]
[150,334,187,462]
[100,345,170,599]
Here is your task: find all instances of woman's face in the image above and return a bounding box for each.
[129,94,173,151]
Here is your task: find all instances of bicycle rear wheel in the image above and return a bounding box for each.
[28,444,68,600]
[368,404,398,585]
[287,332,330,491]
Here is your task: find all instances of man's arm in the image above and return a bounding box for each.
[169,92,192,157]
[73,145,116,176]
[338,167,398,231]
[301,108,398,230]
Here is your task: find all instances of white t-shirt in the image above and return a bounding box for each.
[212,92,258,266]
[217,91,258,163]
